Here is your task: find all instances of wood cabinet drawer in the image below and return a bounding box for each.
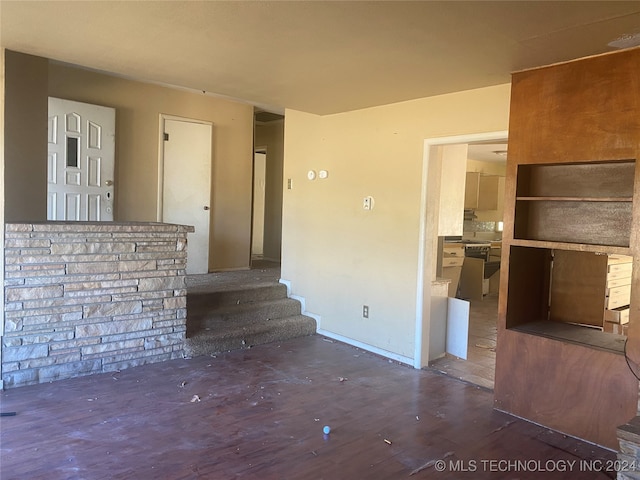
[607,262,632,279]
[606,275,631,289]
[604,307,630,325]
[606,284,631,309]
[442,256,464,267]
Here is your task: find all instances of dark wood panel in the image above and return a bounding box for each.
[505,246,551,328]
[550,250,608,327]
[508,48,640,164]
[495,329,638,449]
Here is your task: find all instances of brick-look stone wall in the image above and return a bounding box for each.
[2,222,194,388]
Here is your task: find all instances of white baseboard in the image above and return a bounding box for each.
[280,278,413,366]
[279,279,322,328]
[317,329,414,366]
[279,279,291,296]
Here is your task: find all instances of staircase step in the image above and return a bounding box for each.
[184,314,317,357]
[187,283,287,308]
[189,298,302,330]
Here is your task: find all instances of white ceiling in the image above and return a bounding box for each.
[467,143,508,164]
[2,1,640,115]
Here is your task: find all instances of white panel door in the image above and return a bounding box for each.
[162,118,212,275]
[47,98,115,221]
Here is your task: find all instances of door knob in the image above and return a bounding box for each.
[203,206,210,210]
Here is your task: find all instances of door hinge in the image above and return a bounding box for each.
[163,132,169,141]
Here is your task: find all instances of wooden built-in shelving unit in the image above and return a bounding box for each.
[513,161,634,247]
[494,47,640,450]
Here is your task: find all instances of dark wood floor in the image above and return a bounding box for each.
[1,335,615,479]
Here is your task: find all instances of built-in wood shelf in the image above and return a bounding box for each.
[516,196,633,202]
[516,161,636,198]
[508,239,631,256]
[512,320,626,354]
[513,160,635,248]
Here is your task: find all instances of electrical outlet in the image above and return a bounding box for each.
[363,305,369,318]
[287,178,293,190]
[363,196,374,210]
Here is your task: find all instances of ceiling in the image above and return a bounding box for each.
[2,1,640,115]
[467,143,508,164]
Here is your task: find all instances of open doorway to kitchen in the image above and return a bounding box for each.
[419,132,507,390]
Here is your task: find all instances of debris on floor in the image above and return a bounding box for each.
[190,395,201,403]
[409,451,454,476]
[490,419,515,434]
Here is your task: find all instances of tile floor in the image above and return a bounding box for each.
[429,294,498,390]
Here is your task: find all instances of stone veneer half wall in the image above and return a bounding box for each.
[2,222,194,388]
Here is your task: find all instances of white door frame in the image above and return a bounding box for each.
[414,130,508,369]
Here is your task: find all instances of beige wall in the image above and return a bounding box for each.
[254,120,284,261]
[282,84,511,360]
[4,51,48,222]
[1,47,6,387]
[48,63,254,271]
[3,58,254,271]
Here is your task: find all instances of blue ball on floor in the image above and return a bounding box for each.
[323,425,331,435]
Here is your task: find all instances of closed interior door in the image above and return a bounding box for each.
[47,97,115,221]
[162,118,212,275]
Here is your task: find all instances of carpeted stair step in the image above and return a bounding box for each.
[189,298,303,331]
[184,282,317,357]
[187,283,288,309]
[184,314,317,357]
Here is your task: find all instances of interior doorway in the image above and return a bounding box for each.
[158,115,212,275]
[252,110,285,268]
[429,137,507,390]
[416,131,507,387]
[251,150,267,259]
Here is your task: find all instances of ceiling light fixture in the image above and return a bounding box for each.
[608,32,640,49]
